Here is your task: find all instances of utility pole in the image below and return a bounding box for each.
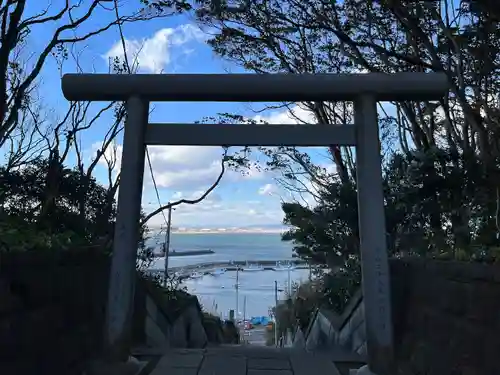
[163,203,173,285]
[287,268,291,295]
[243,295,247,323]
[235,267,241,341]
[274,280,278,347]
[243,295,247,343]
[235,267,240,321]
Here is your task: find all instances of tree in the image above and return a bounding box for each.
[1,0,236,253]
[138,0,500,318]
[190,0,500,236]
[187,0,499,241]
[0,157,115,250]
[278,148,497,313]
[0,0,197,147]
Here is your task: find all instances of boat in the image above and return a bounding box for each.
[173,269,184,278]
[242,262,264,272]
[272,261,296,271]
[209,268,227,276]
[189,271,204,279]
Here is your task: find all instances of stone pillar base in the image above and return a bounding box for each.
[350,365,378,375]
[83,356,146,375]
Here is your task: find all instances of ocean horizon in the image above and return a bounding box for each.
[146,232,293,266]
[147,224,288,235]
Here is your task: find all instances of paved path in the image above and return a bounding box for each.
[149,346,364,375]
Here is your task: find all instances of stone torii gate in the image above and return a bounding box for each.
[61,72,448,374]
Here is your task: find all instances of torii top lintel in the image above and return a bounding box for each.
[61,72,448,103]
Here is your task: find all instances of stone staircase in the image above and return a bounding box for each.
[131,345,366,375]
[123,279,367,375]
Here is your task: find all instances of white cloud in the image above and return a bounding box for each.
[90,142,264,192]
[87,104,321,227]
[254,104,316,125]
[171,191,183,200]
[149,146,223,189]
[168,190,222,202]
[104,24,206,73]
[258,183,278,196]
[147,145,265,190]
[145,198,283,229]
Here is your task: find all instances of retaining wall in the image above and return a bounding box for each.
[0,248,211,375]
[0,247,110,375]
[295,258,500,374]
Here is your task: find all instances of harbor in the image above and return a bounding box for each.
[182,265,309,332]
[143,257,312,322]
[143,215,307,328]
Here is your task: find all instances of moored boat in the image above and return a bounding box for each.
[242,262,264,272]
[189,271,204,279]
[272,261,296,271]
[209,267,227,276]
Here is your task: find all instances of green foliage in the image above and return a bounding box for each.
[281,180,359,268]
[273,298,294,337]
[277,148,500,315]
[0,156,149,253]
[322,257,361,314]
[292,281,323,329]
[268,279,319,336]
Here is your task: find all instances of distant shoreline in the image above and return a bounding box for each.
[171,229,286,235]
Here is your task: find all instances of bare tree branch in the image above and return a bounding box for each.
[141,150,228,225]
[0,0,185,146]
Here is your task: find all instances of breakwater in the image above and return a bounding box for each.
[169,249,215,257]
[172,259,308,273]
[145,259,311,278]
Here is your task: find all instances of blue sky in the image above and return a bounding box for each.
[12,1,336,230]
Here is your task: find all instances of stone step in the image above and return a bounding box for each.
[312,347,366,363]
[147,347,366,375]
[131,346,170,357]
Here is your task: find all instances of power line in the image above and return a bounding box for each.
[145,146,168,228]
[145,146,174,284]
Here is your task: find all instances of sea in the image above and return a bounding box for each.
[144,232,310,320]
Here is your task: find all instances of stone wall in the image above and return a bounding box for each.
[0,248,210,375]
[133,277,209,349]
[0,247,110,375]
[295,258,500,375]
[294,290,366,357]
[334,292,366,356]
[391,259,500,375]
